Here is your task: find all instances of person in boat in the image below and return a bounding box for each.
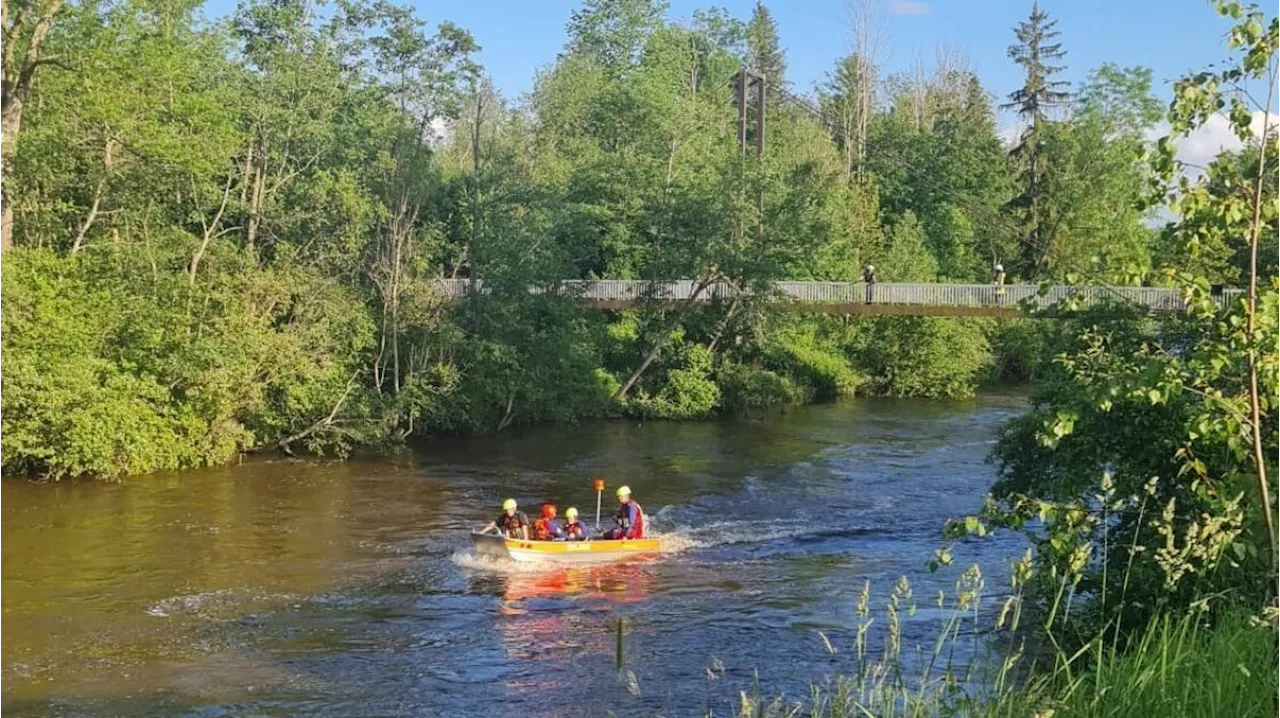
[531,503,566,541]
[480,498,529,540]
[562,507,587,541]
[602,485,644,540]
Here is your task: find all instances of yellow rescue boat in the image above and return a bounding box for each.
[471,532,661,564]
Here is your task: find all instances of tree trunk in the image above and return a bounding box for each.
[611,276,716,403]
[1245,73,1276,569]
[1,0,66,250]
[245,137,266,250]
[0,104,21,250]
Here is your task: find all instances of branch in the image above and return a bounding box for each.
[275,371,360,451]
[20,53,69,75]
[16,0,63,84]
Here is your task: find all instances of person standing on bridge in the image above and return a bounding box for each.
[992,263,1006,306]
[862,265,876,304]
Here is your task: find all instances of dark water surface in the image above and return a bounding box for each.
[3,394,1027,716]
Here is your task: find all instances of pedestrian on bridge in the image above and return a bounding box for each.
[992,263,1006,306]
[862,264,876,304]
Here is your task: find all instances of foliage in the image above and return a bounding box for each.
[1,247,374,479]
[848,317,992,398]
[1,0,1256,478]
[717,362,796,414]
[1003,2,1071,278]
[948,0,1279,638]
[761,320,864,400]
[626,339,722,419]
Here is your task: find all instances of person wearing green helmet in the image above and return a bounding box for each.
[562,507,587,541]
[480,498,528,540]
[601,485,645,540]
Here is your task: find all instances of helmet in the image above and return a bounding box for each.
[502,498,517,511]
[615,485,632,499]
[565,507,579,520]
[867,265,875,271]
[541,503,557,518]
[995,263,1004,271]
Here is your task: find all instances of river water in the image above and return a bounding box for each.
[3,393,1028,717]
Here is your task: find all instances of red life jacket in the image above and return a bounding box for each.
[531,517,552,541]
[614,500,645,538]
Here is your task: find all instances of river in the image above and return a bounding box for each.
[3,393,1028,716]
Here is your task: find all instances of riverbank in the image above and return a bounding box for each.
[737,607,1277,717]
[1,246,1052,481]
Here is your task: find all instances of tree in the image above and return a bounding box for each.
[820,0,882,180]
[745,1,784,101]
[565,0,666,72]
[952,1,1279,638]
[1,0,68,250]
[1033,64,1162,280]
[1003,2,1070,277]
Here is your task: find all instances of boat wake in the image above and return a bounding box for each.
[650,516,874,554]
[450,551,564,574]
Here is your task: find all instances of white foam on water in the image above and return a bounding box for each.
[146,589,236,617]
[145,588,297,618]
[450,551,565,574]
[650,517,821,553]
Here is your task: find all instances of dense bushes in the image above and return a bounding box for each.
[2,245,1004,478]
[2,248,374,478]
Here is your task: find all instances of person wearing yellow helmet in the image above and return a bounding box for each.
[602,485,645,540]
[562,507,587,541]
[479,498,528,539]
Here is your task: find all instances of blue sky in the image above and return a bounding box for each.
[200,0,1276,163]
[199,0,1251,106]
[440,1,1234,103]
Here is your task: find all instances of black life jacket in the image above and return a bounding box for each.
[564,520,585,539]
[497,511,527,538]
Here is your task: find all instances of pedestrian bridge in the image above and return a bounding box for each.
[434,279,1239,318]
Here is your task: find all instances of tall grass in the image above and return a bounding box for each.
[730,572,1277,718]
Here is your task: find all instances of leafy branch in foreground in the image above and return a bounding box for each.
[943,0,1278,636]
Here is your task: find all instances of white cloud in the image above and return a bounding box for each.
[997,123,1022,148]
[890,0,931,16]
[1163,111,1278,170]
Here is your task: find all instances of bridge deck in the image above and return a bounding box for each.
[434,279,1239,318]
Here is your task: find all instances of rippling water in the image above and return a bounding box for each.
[3,393,1027,716]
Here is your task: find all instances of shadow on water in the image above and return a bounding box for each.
[3,392,1027,716]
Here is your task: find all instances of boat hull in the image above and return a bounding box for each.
[471,533,660,564]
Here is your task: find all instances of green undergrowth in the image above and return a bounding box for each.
[715,568,1277,718]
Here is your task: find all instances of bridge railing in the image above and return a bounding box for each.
[433,279,1243,313]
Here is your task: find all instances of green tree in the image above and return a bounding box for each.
[745,1,785,100]
[1003,2,1070,277]
[952,1,1279,639]
[565,0,666,73]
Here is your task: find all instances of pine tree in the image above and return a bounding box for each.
[1003,2,1069,277]
[746,1,785,102]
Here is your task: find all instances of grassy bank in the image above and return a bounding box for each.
[730,577,1276,718]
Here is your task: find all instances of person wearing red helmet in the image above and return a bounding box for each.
[530,503,566,541]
